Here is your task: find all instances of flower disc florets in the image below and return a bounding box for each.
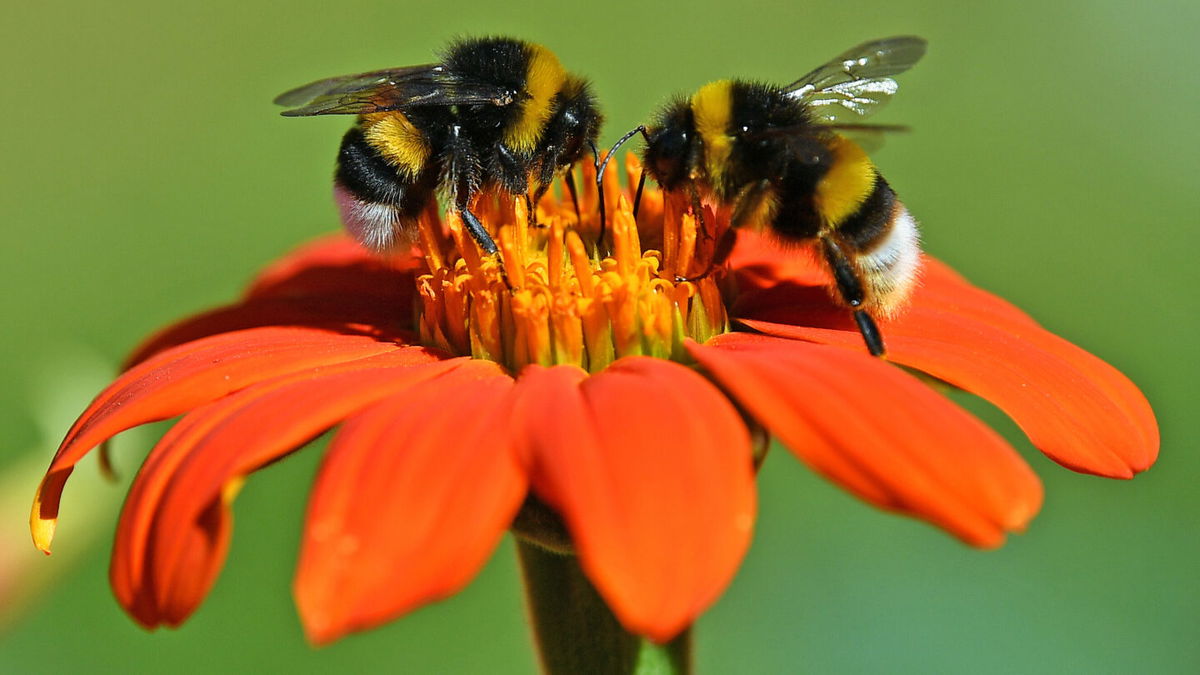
[414,158,729,373]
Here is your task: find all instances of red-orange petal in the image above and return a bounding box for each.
[728,231,827,293]
[32,327,430,554]
[689,333,1043,547]
[110,352,470,628]
[111,387,240,626]
[294,365,523,645]
[511,358,756,642]
[244,234,419,301]
[126,235,418,367]
[735,256,1158,478]
[123,297,411,368]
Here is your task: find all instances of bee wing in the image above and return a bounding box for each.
[274,64,518,117]
[739,121,909,157]
[783,36,927,124]
[827,122,912,153]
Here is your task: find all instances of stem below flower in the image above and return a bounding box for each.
[516,539,692,675]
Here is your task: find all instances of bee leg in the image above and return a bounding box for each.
[820,235,886,357]
[673,178,769,282]
[562,169,581,223]
[687,183,709,242]
[667,186,721,280]
[459,204,514,288]
[671,228,737,283]
[588,140,611,255]
[730,179,772,230]
[531,178,562,228]
[523,193,542,230]
[710,227,739,268]
[626,126,653,219]
[712,177,774,268]
[670,187,721,282]
[632,169,647,220]
[459,205,500,256]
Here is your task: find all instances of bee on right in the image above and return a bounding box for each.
[634,36,927,357]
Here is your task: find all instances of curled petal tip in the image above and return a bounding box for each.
[30,478,59,554]
[34,534,54,556]
[30,516,56,555]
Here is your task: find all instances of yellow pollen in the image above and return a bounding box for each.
[413,158,733,373]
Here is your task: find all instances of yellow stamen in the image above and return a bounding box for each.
[441,276,469,355]
[410,163,736,373]
[548,219,565,289]
[499,226,526,290]
[566,230,595,297]
[675,213,698,280]
[416,205,446,274]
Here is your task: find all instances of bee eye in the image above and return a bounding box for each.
[740,125,751,133]
[654,129,689,159]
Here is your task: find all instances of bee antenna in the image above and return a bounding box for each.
[596,125,647,185]
[588,139,608,254]
[594,126,649,253]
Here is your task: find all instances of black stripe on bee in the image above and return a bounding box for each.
[336,127,409,205]
[837,174,897,251]
[335,126,437,226]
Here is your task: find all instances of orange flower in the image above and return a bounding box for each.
[30,157,1157,646]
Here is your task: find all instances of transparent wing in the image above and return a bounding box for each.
[783,36,927,124]
[785,36,928,93]
[741,122,909,156]
[274,64,518,116]
[825,124,910,154]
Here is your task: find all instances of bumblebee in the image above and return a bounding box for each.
[632,36,927,356]
[275,37,602,254]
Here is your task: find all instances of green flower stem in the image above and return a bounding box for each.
[516,539,692,675]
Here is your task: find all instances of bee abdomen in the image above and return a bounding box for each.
[842,177,921,315]
[839,174,895,250]
[334,127,432,252]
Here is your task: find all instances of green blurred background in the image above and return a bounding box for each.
[2,0,1195,672]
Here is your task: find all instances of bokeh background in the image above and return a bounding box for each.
[2,0,1195,672]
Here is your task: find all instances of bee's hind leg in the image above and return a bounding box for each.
[820,234,886,357]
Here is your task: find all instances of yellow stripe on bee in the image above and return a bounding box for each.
[691,80,734,186]
[814,134,876,227]
[362,112,430,177]
[504,43,567,152]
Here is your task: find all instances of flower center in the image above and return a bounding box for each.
[413,157,731,373]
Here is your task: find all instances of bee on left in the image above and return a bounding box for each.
[275,37,603,254]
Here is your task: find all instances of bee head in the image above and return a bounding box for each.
[529,77,602,189]
[555,78,603,166]
[642,100,696,190]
